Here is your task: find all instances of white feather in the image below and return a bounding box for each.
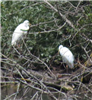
[11,20,30,46]
[58,45,74,68]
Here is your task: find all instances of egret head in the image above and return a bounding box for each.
[58,45,63,52]
[23,20,30,27]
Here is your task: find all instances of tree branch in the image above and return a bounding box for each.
[44,0,75,29]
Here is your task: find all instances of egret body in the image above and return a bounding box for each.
[58,45,74,68]
[11,20,30,46]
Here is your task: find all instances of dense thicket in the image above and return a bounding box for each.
[1,1,92,100]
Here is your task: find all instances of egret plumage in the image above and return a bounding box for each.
[11,20,30,46]
[58,45,74,68]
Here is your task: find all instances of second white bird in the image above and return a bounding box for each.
[58,45,74,68]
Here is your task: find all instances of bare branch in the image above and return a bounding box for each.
[29,22,66,34]
[75,1,82,10]
[44,0,75,29]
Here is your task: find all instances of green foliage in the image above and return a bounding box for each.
[1,1,92,67]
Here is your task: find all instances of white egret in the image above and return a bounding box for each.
[11,20,30,46]
[58,45,74,69]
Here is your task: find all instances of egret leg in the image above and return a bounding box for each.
[66,65,68,73]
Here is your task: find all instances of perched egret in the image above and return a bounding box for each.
[58,45,74,68]
[11,20,30,46]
